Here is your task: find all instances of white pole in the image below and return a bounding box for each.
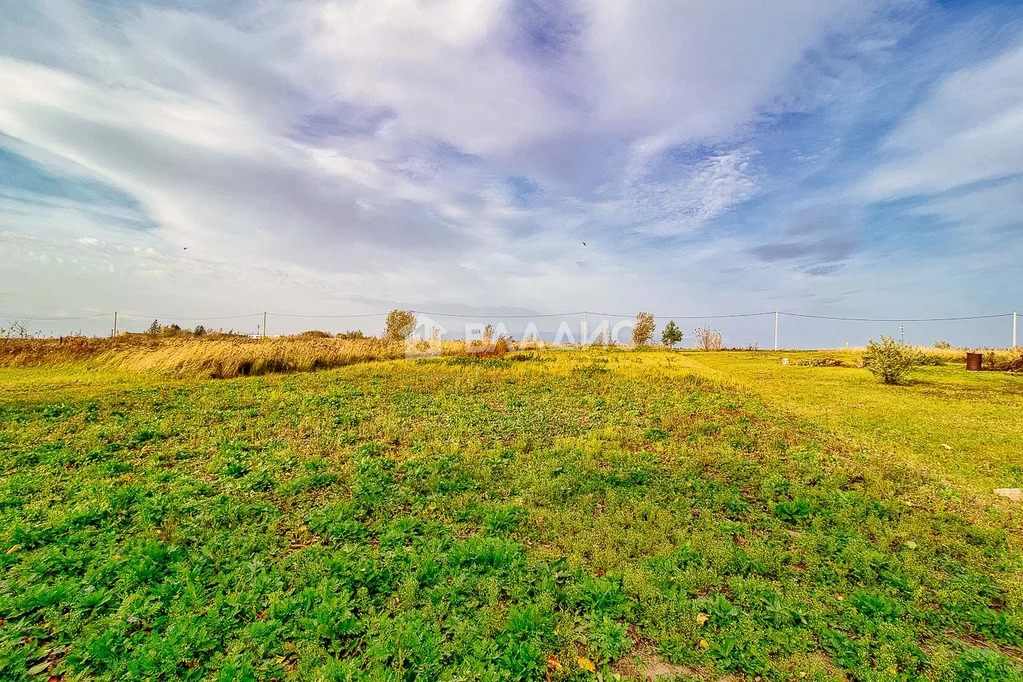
[582,310,587,345]
[774,311,779,351]
[263,311,267,339]
[112,311,117,338]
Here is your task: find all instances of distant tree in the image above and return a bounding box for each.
[693,327,723,351]
[933,339,951,349]
[661,320,683,348]
[384,310,417,341]
[148,319,162,335]
[0,320,31,339]
[631,312,655,346]
[193,325,206,337]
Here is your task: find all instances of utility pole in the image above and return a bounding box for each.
[112,311,117,338]
[900,325,905,346]
[774,311,779,351]
[1014,312,1018,349]
[262,312,267,339]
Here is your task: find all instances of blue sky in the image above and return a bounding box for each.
[0,0,1021,347]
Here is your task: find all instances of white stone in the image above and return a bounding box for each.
[993,488,1022,502]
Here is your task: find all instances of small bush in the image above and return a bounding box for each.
[592,327,615,347]
[693,327,723,351]
[933,339,952,349]
[467,332,514,358]
[995,349,1023,372]
[862,335,920,384]
[796,356,845,367]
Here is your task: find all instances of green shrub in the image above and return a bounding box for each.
[661,320,683,347]
[948,647,1022,681]
[863,335,919,384]
[795,356,845,367]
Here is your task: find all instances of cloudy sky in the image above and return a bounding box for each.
[1,0,1021,346]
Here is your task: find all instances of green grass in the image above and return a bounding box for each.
[684,350,1023,495]
[1,350,1021,681]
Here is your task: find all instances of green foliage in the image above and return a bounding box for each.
[949,647,1023,681]
[1,350,1021,680]
[795,355,845,367]
[631,312,655,346]
[863,335,920,384]
[384,309,416,341]
[774,499,812,523]
[661,320,683,348]
[588,616,632,662]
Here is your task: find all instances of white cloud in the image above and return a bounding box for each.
[907,178,1023,242]
[1,0,957,331]
[863,42,1023,199]
[627,150,761,237]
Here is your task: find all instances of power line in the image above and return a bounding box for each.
[410,309,583,318]
[588,311,775,319]
[268,312,390,319]
[2,312,113,321]
[116,312,262,321]
[780,312,1012,322]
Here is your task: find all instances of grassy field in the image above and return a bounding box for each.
[1,349,1021,681]
[685,351,1023,496]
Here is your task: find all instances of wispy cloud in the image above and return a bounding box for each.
[0,0,1021,343]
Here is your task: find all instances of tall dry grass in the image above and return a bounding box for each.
[0,336,467,378]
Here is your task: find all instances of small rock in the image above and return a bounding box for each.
[994,488,1022,502]
[782,358,789,365]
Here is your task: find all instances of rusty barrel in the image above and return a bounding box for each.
[966,352,982,371]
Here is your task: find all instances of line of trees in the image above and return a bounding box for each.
[134,310,723,349]
[630,313,721,350]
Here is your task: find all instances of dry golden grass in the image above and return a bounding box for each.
[0,335,469,378]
